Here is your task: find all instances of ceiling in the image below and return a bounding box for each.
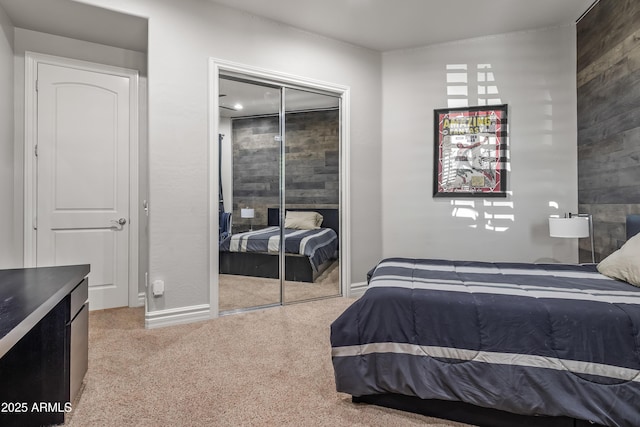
[0,0,597,54]
[0,0,597,117]
[0,0,148,52]
[211,0,597,52]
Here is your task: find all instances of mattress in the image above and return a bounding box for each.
[331,258,640,427]
[219,226,338,272]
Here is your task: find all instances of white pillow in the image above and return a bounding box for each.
[313,212,324,227]
[597,232,640,287]
[284,211,323,230]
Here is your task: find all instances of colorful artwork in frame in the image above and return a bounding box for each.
[433,104,508,198]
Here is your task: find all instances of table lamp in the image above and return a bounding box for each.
[549,213,595,263]
[241,207,255,231]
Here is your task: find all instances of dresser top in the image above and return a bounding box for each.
[0,265,90,358]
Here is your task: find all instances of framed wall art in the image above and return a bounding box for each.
[433,104,508,198]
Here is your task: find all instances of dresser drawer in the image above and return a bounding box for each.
[70,278,88,318]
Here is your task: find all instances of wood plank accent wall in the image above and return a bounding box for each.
[231,109,339,231]
[577,0,640,261]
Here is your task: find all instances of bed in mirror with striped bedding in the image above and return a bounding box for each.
[331,215,640,427]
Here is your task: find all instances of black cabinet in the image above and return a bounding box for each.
[0,265,89,426]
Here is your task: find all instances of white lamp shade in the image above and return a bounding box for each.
[241,208,255,219]
[549,217,589,238]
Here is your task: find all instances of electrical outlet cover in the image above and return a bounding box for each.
[152,279,164,296]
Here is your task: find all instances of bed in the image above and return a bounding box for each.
[331,215,640,427]
[219,208,338,282]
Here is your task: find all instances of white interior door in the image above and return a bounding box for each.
[36,62,131,310]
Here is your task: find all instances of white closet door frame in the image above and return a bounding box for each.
[24,51,140,308]
[208,58,352,318]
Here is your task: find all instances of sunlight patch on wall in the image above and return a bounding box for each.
[446,64,511,232]
[477,64,502,106]
[447,64,504,108]
[451,200,479,228]
[446,64,469,108]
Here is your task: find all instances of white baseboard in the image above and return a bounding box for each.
[136,292,145,307]
[348,281,368,298]
[145,304,211,329]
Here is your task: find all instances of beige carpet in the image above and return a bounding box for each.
[65,297,472,427]
[219,260,341,312]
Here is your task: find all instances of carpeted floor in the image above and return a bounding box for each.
[219,261,341,312]
[65,297,472,426]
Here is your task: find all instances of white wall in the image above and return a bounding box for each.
[77,0,383,313]
[0,5,15,268]
[382,26,579,263]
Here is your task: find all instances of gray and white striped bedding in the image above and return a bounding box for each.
[331,258,640,427]
[219,226,338,272]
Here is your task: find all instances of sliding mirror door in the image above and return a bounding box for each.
[218,76,283,312]
[217,72,343,314]
[282,87,341,304]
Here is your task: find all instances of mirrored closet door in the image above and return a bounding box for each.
[217,73,342,313]
[282,87,341,304]
[218,76,282,312]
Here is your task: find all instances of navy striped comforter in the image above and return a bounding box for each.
[219,226,338,272]
[331,258,640,427]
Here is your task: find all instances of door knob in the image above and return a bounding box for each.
[110,218,127,229]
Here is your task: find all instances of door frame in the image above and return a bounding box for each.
[208,58,352,318]
[23,51,140,308]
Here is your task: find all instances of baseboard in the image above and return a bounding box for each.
[348,281,368,298]
[137,292,145,307]
[145,304,211,329]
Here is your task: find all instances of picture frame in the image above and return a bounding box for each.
[433,104,508,198]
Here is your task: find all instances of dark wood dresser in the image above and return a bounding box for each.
[0,264,89,426]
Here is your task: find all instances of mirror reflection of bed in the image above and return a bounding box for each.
[218,208,340,312]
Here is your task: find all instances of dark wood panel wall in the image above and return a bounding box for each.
[577,0,640,261]
[231,109,339,231]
